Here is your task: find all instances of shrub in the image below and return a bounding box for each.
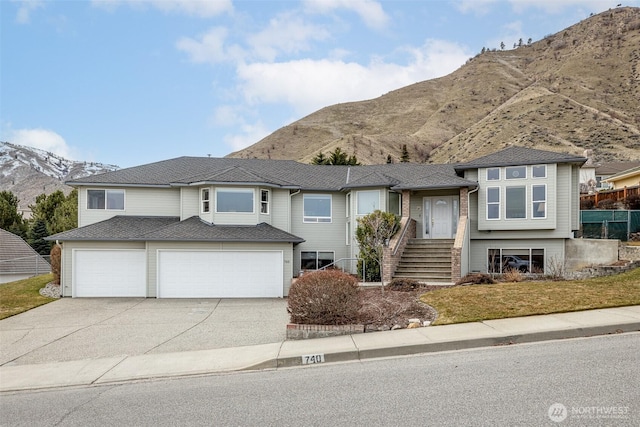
[455,273,496,286]
[580,198,595,210]
[50,244,62,285]
[624,194,640,210]
[287,270,361,325]
[387,278,422,292]
[501,268,524,283]
[597,199,616,209]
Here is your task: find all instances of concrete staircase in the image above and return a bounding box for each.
[392,239,454,283]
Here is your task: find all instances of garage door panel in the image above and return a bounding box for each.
[158,251,283,298]
[74,250,146,297]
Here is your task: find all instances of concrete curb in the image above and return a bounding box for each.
[1,306,639,393]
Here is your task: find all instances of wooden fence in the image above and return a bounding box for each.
[580,185,640,206]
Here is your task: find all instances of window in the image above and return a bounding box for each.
[357,190,379,215]
[260,189,269,214]
[389,192,401,216]
[87,189,124,210]
[488,249,544,274]
[487,168,500,181]
[216,188,254,213]
[301,251,334,270]
[532,165,546,178]
[487,187,500,220]
[505,186,526,219]
[201,188,210,213]
[303,194,331,222]
[532,185,546,218]
[505,166,526,179]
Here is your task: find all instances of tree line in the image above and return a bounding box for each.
[1,189,77,255]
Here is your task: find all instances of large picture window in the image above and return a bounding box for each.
[301,251,334,270]
[532,185,546,218]
[357,190,379,215]
[505,186,526,219]
[487,187,500,220]
[488,249,544,274]
[303,194,331,222]
[87,189,124,210]
[216,188,254,213]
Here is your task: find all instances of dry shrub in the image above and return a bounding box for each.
[386,277,422,292]
[502,268,524,283]
[287,270,360,325]
[455,273,496,286]
[50,244,62,285]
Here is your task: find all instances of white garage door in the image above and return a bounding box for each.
[74,250,146,297]
[157,250,283,298]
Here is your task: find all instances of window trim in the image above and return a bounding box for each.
[486,187,500,220]
[260,189,269,215]
[505,166,526,180]
[532,164,547,179]
[532,184,546,219]
[201,188,210,213]
[215,187,255,214]
[87,189,125,211]
[300,250,335,270]
[303,194,332,223]
[505,185,526,219]
[356,190,380,216]
[486,168,500,181]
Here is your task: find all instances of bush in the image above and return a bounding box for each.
[50,244,62,285]
[580,198,595,210]
[624,194,640,210]
[455,273,496,286]
[597,199,616,209]
[502,268,524,283]
[287,270,361,325]
[386,278,422,292]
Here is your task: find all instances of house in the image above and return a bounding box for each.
[0,229,51,284]
[48,146,586,298]
[604,165,640,190]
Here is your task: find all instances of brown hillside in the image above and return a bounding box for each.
[228,7,640,164]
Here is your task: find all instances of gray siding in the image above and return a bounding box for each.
[78,187,180,227]
[181,187,199,220]
[271,189,291,232]
[469,239,565,275]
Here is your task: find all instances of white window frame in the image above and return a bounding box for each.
[486,168,500,181]
[201,188,210,213]
[87,189,125,211]
[505,166,526,180]
[356,190,380,216]
[215,188,254,214]
[532,164,547,178]
[532,184,546,219]
[505,186,527,219]
[388,191,402,216]
[260,189,269,214]
[487,187,500,220]
[303,194,332,223]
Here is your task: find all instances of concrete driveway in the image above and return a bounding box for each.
[0,298,289,366]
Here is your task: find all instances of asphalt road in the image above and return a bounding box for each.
[1,333,638,426]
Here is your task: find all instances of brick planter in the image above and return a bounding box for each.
[286,323,365,340]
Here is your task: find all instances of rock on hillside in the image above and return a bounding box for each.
[0,142,119,217]
[228,7,640,165]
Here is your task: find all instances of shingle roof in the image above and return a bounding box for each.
[0,229,51,275]
[596,161,640,176]
[454,146,587,171]
[46,216,304,243]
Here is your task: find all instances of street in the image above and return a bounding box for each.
[1,333,638,426]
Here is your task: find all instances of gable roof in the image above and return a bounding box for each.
[0,229,51,275]
[46,216,304,244]
[604,165,640,182]
[596,161,640,176]
[454,146,587,171]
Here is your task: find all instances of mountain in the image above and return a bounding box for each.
[0,142,119,217]
[228,7,640,165]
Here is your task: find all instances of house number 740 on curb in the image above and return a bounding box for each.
[302,353,325,364]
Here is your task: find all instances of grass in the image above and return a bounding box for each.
[0,274,56,320]
[420,268,640,325]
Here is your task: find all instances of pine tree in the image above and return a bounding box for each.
[400,145,410,163]
[28,219,51,255]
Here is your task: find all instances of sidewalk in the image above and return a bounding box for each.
[1,305,639,393]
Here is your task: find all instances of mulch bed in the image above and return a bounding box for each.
[356,285,452,332]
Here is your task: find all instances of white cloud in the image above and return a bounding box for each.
[176,27,234,64]
[247,12,330,61]
[13,0,45,24]
[91,0,233,17]
[8,128,74,159]
[235,39,470,116]
[303,0,389,30]
[455,0,497,15]
[223,120,271,152]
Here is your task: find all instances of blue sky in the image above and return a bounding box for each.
[2,0,637,168]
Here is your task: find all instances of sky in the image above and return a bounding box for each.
[2,0,638,168]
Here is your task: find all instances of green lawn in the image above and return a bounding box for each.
[0,274,56,320]
[420,268,640,325]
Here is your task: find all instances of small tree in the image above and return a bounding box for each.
[355,210,400,290]
[0,190,27,238]
[311,151,329,165]
[50,244,62,285]
[28,219,51,255]
[500,41,505,50]
[400,144,410,163]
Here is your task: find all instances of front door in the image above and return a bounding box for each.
[423,196,458,239]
